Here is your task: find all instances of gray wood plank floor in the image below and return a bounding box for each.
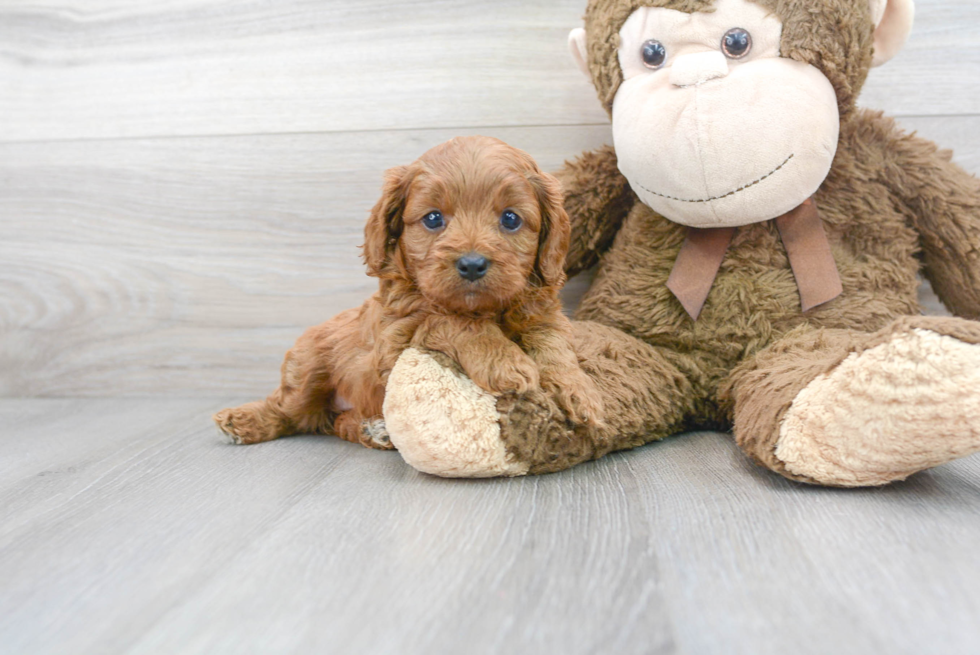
[2,399,979,655]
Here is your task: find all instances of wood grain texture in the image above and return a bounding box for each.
[0,0,978,142]
[0,0,602,142]
[1,399,979,654]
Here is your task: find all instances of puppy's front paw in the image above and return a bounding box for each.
[475,355,540,396]
[545,370,604,426]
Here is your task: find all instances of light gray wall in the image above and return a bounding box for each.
[1,0,978,397]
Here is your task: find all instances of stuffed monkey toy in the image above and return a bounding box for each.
[381,0,980,486]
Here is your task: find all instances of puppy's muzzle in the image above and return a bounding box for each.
[456,253,490,282]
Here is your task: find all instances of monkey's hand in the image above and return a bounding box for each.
[883,115,980,320]
[557,145,637,277]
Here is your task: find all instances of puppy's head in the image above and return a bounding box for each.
[363,136,569,314]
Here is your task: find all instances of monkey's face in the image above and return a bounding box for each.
[612,0,842,228]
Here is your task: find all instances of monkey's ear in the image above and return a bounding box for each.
[870,0,915,67]
[568,28,592,79]
[363,164,413,278]
[532,171,571,289]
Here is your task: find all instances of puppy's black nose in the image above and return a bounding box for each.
[456,253,490,282]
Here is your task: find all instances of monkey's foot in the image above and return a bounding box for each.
[382,348,530,477]
[775,321,980,487]
[383,322,692,477]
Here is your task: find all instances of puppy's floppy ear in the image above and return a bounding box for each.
[531,170,571,289]
[363,164,415,278]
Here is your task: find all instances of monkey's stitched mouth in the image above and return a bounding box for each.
[637,153,794,204]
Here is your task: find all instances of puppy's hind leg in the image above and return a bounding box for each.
[214,394,295,445]
[215,325,336,444]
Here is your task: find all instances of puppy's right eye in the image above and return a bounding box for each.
[421,211,445,231]
[500,210,523,232]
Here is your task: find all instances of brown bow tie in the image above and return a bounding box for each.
[666,198,843,320]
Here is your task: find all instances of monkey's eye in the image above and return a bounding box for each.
[640,40,667,69]
[421,211,445,231]
[500,210,523,232]
[721,28,752,59]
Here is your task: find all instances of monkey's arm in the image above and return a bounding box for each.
[888,128,980,319]
[555,145,637,277]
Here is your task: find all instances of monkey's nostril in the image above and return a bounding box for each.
[456,253,490,282]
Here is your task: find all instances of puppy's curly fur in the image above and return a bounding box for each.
[215,136,602,449]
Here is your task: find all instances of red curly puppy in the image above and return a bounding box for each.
[215,136,601,449]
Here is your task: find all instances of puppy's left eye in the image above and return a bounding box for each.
[500,210,523,232]
[421,211,445,230]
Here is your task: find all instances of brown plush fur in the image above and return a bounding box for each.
[724,316,980,484]
[215,136,601,447]
[483,0,980,481]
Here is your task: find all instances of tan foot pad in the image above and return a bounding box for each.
[383,348,530,478]
[777,328,980,486]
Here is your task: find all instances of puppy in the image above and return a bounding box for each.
[215,136,602,449]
